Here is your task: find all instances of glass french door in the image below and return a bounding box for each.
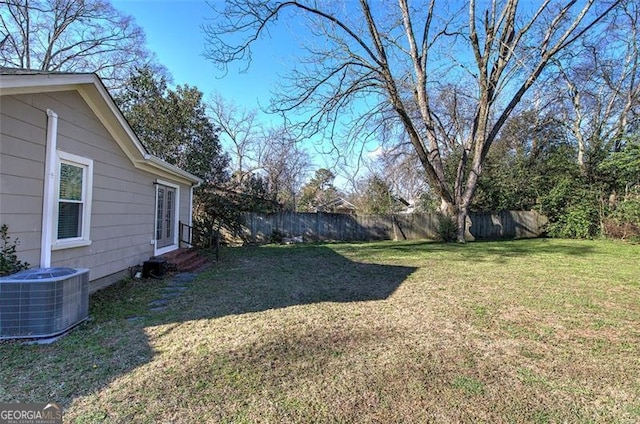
[156,185,176,249]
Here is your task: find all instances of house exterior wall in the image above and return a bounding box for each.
[0,93,47,267]
[0,90,193,291]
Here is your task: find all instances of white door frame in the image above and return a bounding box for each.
[154,179,180,256]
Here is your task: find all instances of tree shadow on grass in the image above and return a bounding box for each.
[178,244,417,321]
[0,244,416,411]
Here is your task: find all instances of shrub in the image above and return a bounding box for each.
[0,224,30,277]
[539,177,602,239]
[270,229,286,244]
[436,214,458,242]
[610,195,640,224]
[604,193,640,242]
[547,202,601,239]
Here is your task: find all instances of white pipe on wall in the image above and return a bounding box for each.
[40,109,58,268]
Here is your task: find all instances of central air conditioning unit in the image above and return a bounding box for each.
[0,267,90,339]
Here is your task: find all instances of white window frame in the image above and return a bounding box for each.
[52,151,93,250]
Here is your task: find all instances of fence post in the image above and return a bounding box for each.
[251,213,256,243]
[215,231,220,261]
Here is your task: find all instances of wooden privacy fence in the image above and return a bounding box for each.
[239,211,548,243]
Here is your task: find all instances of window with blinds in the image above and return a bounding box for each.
[58,162,84,239]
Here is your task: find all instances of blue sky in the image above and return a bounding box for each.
[112,0,350,181]
[112,0,290,116]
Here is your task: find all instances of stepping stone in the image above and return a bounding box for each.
[149,306,167,312]
[126,316,145,323]
[160,292,182,299]
[171,273,198,284]
[149,299,168,307]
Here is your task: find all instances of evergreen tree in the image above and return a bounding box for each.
[298,169,340,212]
[115,67,229,183]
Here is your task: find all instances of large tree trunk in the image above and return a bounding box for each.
[456,207,468,243]
[439,198,455,216]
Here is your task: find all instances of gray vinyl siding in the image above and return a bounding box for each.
[179,187,190,226]
[0,90,193,289]
[0,95,47,267]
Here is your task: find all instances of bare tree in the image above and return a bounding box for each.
[260,126,312,210]
[554,0,640,168]
[0,0,154,90]
[207,93,263,183]
[204,0,622,241]
[207,94,311,208]
[362,144,431,211]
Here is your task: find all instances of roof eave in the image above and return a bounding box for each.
[0,71,201,185]
[141,155,203,186]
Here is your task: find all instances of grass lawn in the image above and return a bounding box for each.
[1,238,639,423]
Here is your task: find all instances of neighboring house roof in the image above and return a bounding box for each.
[317,197,357,213]
[0,67,202,186]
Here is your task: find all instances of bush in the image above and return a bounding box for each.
[539,177,602,239]
[270,229,286,244]
[547,202,601,239]
[610,195,640,224]
[604,193,640,241]
[436,214,458,242]
[0,224,30,277]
